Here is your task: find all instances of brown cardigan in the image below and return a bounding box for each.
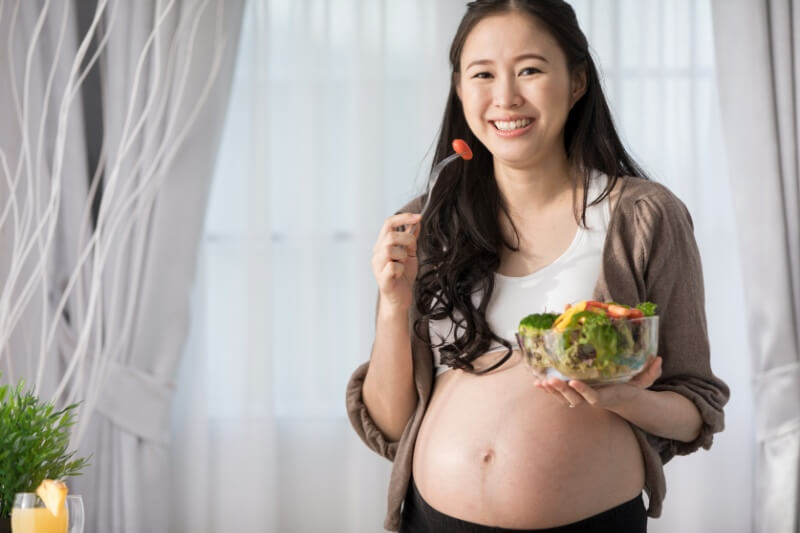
[345,176,730,531]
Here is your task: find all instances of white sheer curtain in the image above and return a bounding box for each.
[575,2,754,531]
[712,1,800,531]
[171,1,753,532]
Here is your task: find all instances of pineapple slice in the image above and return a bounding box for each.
[35,479,68,517]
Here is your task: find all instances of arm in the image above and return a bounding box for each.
[362,301,418,442]
[544,357,703,442]
[540,182,729,456]
[610,389,702,442]
[633,187,729,457]
[354,211,422,443]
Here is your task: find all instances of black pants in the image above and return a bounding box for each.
[399,477,647,533]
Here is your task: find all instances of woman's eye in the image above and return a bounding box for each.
[472,72,493,79]
[519,67,542,76]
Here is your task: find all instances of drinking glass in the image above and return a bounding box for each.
[10,493,84,533]
[65,496,83,533]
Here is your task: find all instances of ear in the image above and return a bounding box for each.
[569,67,587,108]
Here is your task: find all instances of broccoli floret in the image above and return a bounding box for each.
[566,310,611,329]
[519,313,559,332]
[636,301,658,317]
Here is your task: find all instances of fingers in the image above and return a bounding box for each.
[380,213,422,238]
[378,260,405,285]
[373,214,421,272]
[372,236,417,277]
[388,245,409,262]
[372,212,422,287]
[535,358,662,411]
[534,381,561,404]
[548,378,587,407]
[649,356,663,377]
[568,380,599,405]
[535,378,585,408]
[374,219,421,257]
[374,253,408,285]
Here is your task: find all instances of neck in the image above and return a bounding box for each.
[493,150,576,218]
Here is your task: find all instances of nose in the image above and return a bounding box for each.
[493,74,522,108]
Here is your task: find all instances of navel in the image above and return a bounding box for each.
[481,448,495,464]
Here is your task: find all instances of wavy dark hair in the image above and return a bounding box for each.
[414,0,648,373]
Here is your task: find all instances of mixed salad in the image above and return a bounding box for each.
[517,300,659,383]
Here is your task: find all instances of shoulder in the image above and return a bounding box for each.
[613,176,694,230]
[605,176,699,271]
[616,177,690,211]
[600,176,704,298]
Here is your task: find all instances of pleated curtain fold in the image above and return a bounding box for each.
[712,1,800,532]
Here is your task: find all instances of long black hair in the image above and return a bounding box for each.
[414,0,648,373]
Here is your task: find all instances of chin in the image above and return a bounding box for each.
[491,146,541,166]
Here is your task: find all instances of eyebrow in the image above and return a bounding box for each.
[465,53,549,70]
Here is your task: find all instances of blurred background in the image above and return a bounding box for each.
[175,1,751,531]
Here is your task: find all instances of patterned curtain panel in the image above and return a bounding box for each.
[0,1,245,531]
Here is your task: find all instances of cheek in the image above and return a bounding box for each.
[531,81,573,121]
[538,79,570,103]
[459,86,487,112]
[459,88,490,128]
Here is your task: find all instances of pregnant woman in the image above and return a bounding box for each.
[346,1,729,531]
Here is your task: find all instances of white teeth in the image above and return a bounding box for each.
[494,119,532,130]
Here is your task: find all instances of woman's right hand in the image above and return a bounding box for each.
[371,212,423,313]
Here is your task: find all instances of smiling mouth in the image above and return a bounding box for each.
[491,118,534,131]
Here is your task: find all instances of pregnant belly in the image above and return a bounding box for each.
[412,351,645,529]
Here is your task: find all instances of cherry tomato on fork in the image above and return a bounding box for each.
[452,139,473,160]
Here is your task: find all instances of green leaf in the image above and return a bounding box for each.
[0,378,90,518]
[635,301,658,317]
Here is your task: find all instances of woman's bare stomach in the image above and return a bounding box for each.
[412,350,645,528]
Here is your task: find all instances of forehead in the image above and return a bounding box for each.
[460,10,565,68]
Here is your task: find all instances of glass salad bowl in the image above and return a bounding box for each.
[517,315,659,385]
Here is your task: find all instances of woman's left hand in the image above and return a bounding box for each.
[535,356,663,410]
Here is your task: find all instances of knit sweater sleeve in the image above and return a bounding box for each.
[346,360,403,461]
[631,184,730,462]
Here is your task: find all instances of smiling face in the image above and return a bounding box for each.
[456,10,586,170]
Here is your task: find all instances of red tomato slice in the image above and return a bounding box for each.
[628,308,644,318]
[452,139,473,160]
[607,304,632,318]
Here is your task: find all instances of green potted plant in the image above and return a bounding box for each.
[0,379,89,532]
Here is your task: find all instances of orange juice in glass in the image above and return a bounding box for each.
[11,493,67,533]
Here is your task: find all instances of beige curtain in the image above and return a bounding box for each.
[712,1,800,532]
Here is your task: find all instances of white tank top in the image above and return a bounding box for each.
[429,172,612,377]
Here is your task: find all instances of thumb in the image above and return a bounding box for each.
[629,356,662,389]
